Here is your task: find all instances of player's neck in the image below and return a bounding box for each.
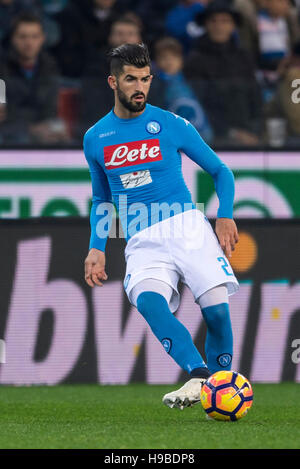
[113,101,146,120]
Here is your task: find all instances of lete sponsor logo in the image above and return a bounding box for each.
[104,139,162,169]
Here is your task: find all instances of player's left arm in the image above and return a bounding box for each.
[171,114,239,258]
[83,129,113,287]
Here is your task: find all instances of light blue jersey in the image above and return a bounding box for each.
[83,104,234,251]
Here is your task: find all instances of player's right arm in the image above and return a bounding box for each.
[83,129,113,287]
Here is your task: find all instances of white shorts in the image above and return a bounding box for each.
[123,209,239,312]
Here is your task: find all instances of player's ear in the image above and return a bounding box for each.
[108,75,117,90]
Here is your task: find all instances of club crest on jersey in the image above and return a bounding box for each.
[146,121,161,134]
[104,139,162,169]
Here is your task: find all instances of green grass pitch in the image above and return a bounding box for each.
[0,383,299,449]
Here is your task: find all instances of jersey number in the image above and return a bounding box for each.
[217,257,233,276]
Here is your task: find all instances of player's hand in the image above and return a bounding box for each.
[215,218,239,259]
[84,248,108,287]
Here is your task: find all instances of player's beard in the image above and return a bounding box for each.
[116,85,147,113]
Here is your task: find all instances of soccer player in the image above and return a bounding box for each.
[83,43,239,409]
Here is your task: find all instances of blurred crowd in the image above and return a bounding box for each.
[1,0,300,147]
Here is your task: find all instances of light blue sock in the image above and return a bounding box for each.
[137,291,209,376]
[201,303,233,374]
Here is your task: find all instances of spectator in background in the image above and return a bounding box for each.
[227,0,260,62]
[255,0,300,101]
[257,0,299,71]
[106,14,143,50]
[37,0,67,49]
[83,15,143,78]
[134,0,175,44]
[233,0,300,101]
[264,41,300,141]
[184,0,262,146]
[150,36,213,142]
[0,0,65,51]
[79,15,143,136]
[0,0,36,45]
[53,0,131,78]
[0,12,68,144]
[166,0,210,53]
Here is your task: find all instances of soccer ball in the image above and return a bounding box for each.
[200,370,253,421]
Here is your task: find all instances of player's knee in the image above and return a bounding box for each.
[136,291,151,314]
[136,291,168,317]
[202,303,231,331]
